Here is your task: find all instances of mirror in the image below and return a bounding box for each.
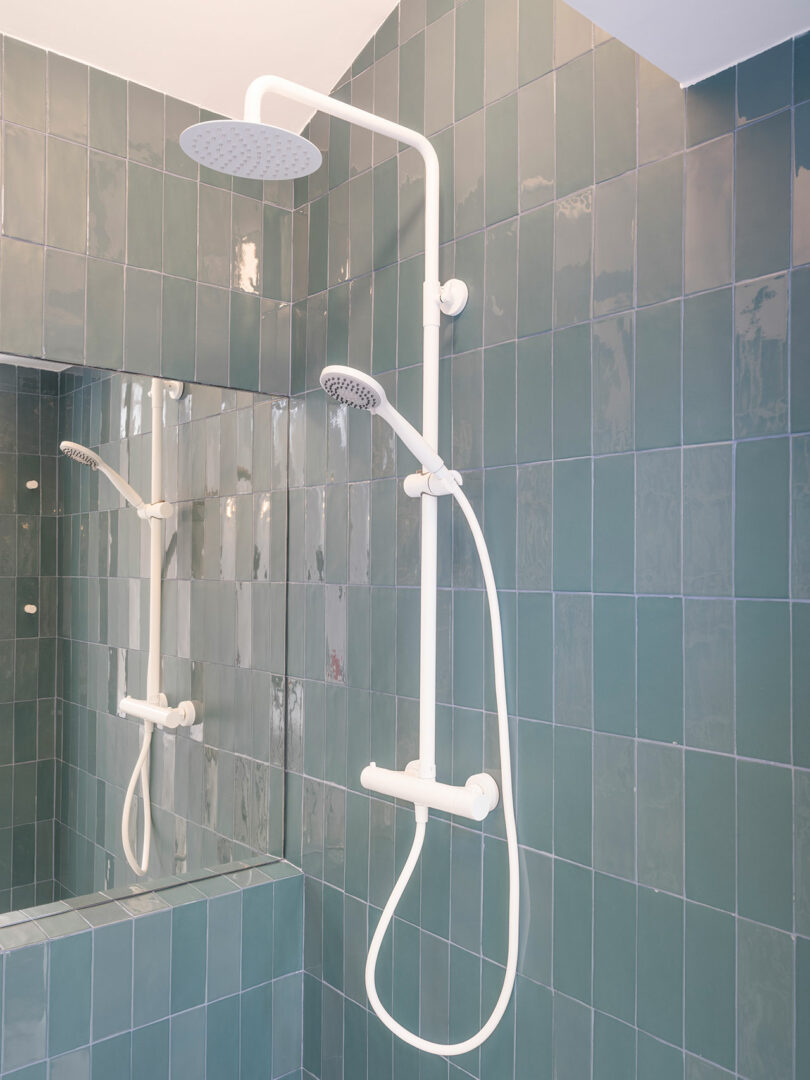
[0,357,288,923]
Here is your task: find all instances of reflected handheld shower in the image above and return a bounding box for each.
[60,441,146,511]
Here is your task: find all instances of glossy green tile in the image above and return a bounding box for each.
[683,443,732,596]
[684,902,735,1068]
[553,725,591,864]
[165,97,199,179]
[554,0,592,67]
[482,343,516,464]
[197,183,231,286]
[516,718,552,851]
[518,0,552,84]
[93,920,133,1040]
[516,334,552,463]
[737,760,792,930]
[517,206,553,336]
[46,137,87,254]
[454,0,484,121]
[554,594,592,728]
[637,886,683,1046]
[637,741,683,893]
[552,991,591,1080]
[594,39,635,182]
[792,268,810,433]
[454,110,485,236]
[593,453,634,593]
[128,83,164,167]
[593,733,634,878]
[86,258,124,368]
[736,600,790,762]
[737,40,791,122]
[685,135,733,293]
[516,463,551,590]
[637,153,683,306]
[514,976,551,1080]
[593,314,633,453]
[552,323,591,458]
[593,1013,635,1080]
[686,68,735,146]
[794,603,810,767]
[796,103,810,267]
[161,276,195,381]
[798,771,810,935]
[685,750,734,911]
[88,151,126,261]
[127,163,163,271]
[4,38,46,129]
[799,937,810,1080]
[44,250,85,363]
[638,57,684,165]
[132,1018,169,1080]
[4,125,45,243]
[163,174,198,280]
[46,55,86,142]
[593,595,635,736]
[637,597,683,743]
[795,436,810,598]
[735,436,789,598]
[737,919,794,1080]
[485,94,518,225]
[635,301,680,449]
[735,111,791,281]
[593,871,635,1023]
[638,1032,684,1080]
[170,900,207,1011]
[593,172,635,317]
[484,221,517,345]
[48,930,91,1054]
[553,190,592,327]
[684,598,733,752]
[230,292,260,391]
[0,238,44,358]
[552,458,591,591]
[734,273,788,437]
[93,1033,132,1080]
[556,53,593,197]
[518,75,554,211]
[89,68,127,155]
[124,268,161,374]
[683,287,732,444]
[553,860,591,1003]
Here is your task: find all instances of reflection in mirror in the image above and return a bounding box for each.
[0,357,288,923]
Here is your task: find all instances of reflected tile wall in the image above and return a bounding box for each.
[0,363,59,913]
[287,5,810,1080]
[55,368,288,897]
[0,34,293,395]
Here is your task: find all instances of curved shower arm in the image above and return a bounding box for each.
[242,75,440,294]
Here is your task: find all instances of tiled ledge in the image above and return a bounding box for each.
[0,860,304,1078]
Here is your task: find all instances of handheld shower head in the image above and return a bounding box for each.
[179,120,322,180]
[319,365,445,476]
[60,441,146,512]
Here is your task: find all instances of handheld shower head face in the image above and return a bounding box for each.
[320,366,385,411]
[60,441,102,469]
[180,120,322,180]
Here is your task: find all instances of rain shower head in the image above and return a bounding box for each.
[320,365,445,476]
[60,441,146,512]
[179,119,322,180]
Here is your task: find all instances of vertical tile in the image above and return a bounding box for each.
[734,273,788,438]
[553,725,591,865]
[553,190,592,327]
[685,135,733,293]
[736,600,790,762]
[685,749,735,911]
[795,103,810,267]
[593,595,635,736]
[686,68,735,146]
[593,172,635,317]
[553,860,592,1003]
[553,323,591,459]
[516,334,552,463]
[593,1014,635,1080]
[592,314,633,453]
[517,206,553,337]
[44,250,85,363]
[171,901,207,1011]
[89,69,127,156]
[0,238,44,358]
[552,459,591,591]
[737,920,794,1080]
[553,0,592,67]
[127,163,163,271]
[683,444,732,596]
[555,53,593,198]
[684,598,734,752]
[47,138,87,253]
[593,872,635,1024]
[637,887,683,1047]
[518,75,554,211]
[737,41,792,122]
[637,741,683,894]
[638,58,684,165]
[636,449,681,595]
[684,903,735,1069]
[593,733,635,878]
[735,111,791,281]
[4,125,45,242]
[89,151,126,261]
[4,39,47,129]
[683,287,733,445]
[485,94,518,225]
[593,453,634,593]
[93,920,133,1040]
[795,435,810,598]
[635,300,681,450]
[637,154,683,306]
[128,83,165,167]
[737,760,793,931]
[637,597,682,743]
[554,593,592,728]
[734,436,789,598]
[454,0,484,121]
[3,943,46,1070]
[518,0,553,84]
[594,39,636,182]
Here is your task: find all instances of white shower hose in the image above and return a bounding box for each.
[365,477,520,1055]
[121,719,154,875]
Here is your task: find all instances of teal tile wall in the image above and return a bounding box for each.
[0,35,293,396]
[0,363,59,913]
[286,2,810,1078]
[54,368,288,897]
[0,861,303,1079]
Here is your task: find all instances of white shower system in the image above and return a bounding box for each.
[182,77,519,1055]
[61,377,196,877]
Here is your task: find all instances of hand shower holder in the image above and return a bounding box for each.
[360,760,499,823]
[118,694,196,730]
[403,469,462,498]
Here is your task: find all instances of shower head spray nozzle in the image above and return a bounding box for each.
[60,441,147,512]
[179,119,322,181]
[320,365,445,476]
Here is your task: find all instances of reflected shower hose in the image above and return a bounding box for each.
[122,719,154,875]
[365,477,519,1055]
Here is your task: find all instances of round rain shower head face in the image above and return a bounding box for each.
[60,441,101,468]
[179,120,322,180]
[320,366,385,411]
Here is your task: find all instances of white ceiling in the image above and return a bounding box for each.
[0,0,398,131]
[569,0,810,86]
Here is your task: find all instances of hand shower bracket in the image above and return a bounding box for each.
[136,501,174,521]
[361,761,499,822]
[403,469,463,499]
[118,693,196,730]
